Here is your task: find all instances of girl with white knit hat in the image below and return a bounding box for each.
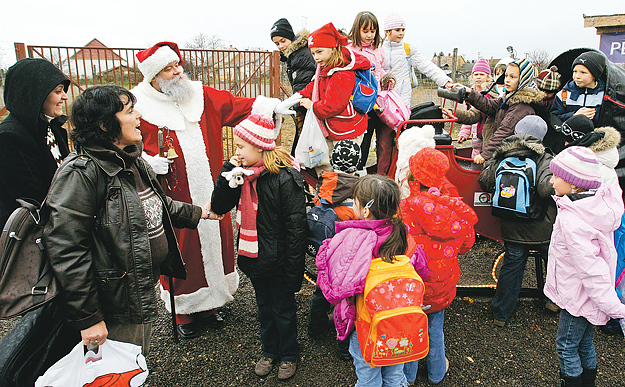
[210,113,307,381]
[381,12,453,107]
[545,146,625,386]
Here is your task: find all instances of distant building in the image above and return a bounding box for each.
[62,38,128,79]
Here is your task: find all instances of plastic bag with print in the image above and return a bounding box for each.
[35,339,148,387]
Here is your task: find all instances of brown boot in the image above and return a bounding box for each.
[254,357,274,377]
[277,361,297,380]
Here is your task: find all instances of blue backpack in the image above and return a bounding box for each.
[492,156,546,220]
[350,67,378,114]
[306,205,338,257]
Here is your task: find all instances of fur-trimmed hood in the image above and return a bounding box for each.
[588,126,621,153]
[284,29,309,58]
[491,134,546,160]
[504,87,545,107]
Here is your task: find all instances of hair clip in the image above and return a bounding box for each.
[365,199,374,209]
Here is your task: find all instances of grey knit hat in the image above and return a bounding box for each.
[514,115,548,141]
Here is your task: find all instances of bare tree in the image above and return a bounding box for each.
[527,49,551,71]
[185,33,226,50]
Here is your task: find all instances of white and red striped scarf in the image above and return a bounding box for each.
[236,160,266,258]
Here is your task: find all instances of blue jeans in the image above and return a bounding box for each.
[556,309,597,378]
[492,242,549,322]
[403,309,447,383]
[349,331,408,387]
[250,275,299,362]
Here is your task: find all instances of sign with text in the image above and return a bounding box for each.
[600,32,625,63]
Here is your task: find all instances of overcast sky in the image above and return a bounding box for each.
[0,0,622,68]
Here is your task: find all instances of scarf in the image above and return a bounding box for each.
[236,160,266,258]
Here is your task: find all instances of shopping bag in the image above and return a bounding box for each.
[294,109,329,168]
[35,339,148,387]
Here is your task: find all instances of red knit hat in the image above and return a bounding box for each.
[409,147,450,188]
[233,113,276,150]
[308,23,348,48]
[136,42,182,82]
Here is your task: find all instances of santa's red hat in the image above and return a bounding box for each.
[308,23,348,48]
[136,41,182,82]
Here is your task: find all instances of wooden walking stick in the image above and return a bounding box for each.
[159,127,179,342]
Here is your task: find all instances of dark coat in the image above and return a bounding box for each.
[211,161,307,292]
[466,87,545,160]
[478,134,556,244]
[282,30,316,93]
[43,145,200,330]
[0,58,71,227]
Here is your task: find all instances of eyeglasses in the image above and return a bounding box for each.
[556,122,585,141]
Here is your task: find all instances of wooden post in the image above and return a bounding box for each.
[14,43,27,60]
[451,48,458,82]
[272,50,281,99]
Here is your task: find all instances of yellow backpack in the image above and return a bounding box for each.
[355,255,429,366]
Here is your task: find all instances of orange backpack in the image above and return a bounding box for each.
[355,255,429,367]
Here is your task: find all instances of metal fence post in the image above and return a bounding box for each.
[272,50,281,98]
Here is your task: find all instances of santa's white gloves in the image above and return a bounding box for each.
[142,151,173,175]
[221,166,254,188]
[275,93,302,115]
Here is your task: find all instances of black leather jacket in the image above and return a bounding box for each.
[44,146,200,330]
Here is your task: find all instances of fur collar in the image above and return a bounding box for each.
[588,126,621,153]
[284,30,310,58]
[491,134,546,159]
[131,81,204,131]
[505,87,545,106]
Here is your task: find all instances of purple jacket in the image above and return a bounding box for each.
[316,219,428,340]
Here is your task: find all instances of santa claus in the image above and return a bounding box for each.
[131,41,292,338]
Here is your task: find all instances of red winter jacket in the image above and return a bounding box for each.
[300,47,370,141]
[400,184,478,312]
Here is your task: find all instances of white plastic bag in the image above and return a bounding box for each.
[294,109,329,168]
[35,339,148,387]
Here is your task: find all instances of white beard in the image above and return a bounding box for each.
[155,73,195,103]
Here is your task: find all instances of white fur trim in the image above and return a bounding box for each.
[161,271,239,314]
[395,125,436,198]
[251,95,280,118]
[137,46,180,83]
[131,81,204,131]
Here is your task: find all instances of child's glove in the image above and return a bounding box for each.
[221,166,254,188]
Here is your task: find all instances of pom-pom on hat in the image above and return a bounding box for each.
[331,140,361,173]
[472,58,491,75]
[409,147,450,188]
[270,18,295,41]
[537,66,562,92]
[571,51,606,82]
[383,13,406,31]
[136,42,182,83]
[308,23,349,48]
[515,115,548,141]
[233,113,276,150]
[550,146,602,190]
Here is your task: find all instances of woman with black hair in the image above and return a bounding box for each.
[43,84,216,355]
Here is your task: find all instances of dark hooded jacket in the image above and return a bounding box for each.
[478,134,557,244]
[466,87,545,160]
[281,29,316,93]
[211,161,307,292]
[0,58,70,227]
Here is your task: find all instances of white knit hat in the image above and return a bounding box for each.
[233,113,276,150]
[136,42,182,83]
[384,13,406,31]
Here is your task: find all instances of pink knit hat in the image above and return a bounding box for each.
[233,113,276,150]
[472,58,491,75]
[384,13,406,31]
[549,146,602,190]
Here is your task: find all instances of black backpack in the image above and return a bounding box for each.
[491,156,547,220]
[306,205,338,257]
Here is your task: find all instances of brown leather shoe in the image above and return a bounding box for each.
[277,361,297,380]
[254,357,274,377]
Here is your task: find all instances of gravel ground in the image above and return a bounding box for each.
[5,237,624,386]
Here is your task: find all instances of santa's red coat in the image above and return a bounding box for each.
[132,81,254,314]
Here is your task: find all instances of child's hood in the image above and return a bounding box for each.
[401,189,478,239]
[490,134,546,160]
[505,87,544,107]
[326,47,372,76]
[335,218,393,256]
[284,29,310,58]
[554,184,624,233]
